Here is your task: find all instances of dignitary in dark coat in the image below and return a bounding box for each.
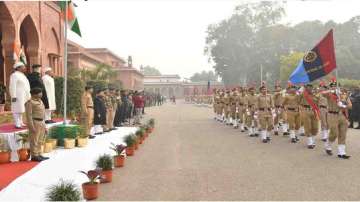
[349,87,360,129]
[93,88,107,134]
[27,64,49,111]
[113,89,123,127]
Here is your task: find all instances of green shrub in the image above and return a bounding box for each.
[148,118,155,128]
[124,134,136,147]
[95,154,113,171]
[45,179,82,201]
[135,129,144,138]
[49,124,80,145]
[54,76,84,117]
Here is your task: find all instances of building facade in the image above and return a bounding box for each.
[0,1,64,87]
[144,75,224,98]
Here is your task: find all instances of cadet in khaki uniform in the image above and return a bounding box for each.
[299,84,319,149]
[273,84,284,135]
[323,81,352,159]
[81,85,95,139]
[25,88,49,162]
[103,88,112,132]
[237,87,247,132]
[230,89,239,128]
[245,87,258,137]
[212,89,218,120]
[318,82,329,141]
[255,85,274,143]
[218,91,225,122]
[223,90,231,125]
[109,87,118,130]
[282,85,301,143]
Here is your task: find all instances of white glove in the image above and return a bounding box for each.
[335,88,341,95]
[246,109,250,116]
[337,101,346,108]
[298,86,305,93]
[254,111,258,120]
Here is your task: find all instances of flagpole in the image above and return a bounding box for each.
[260,64,263,84]
[63,1,68,125]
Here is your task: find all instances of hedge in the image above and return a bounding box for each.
[55,77,85,117]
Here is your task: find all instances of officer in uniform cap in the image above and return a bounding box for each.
[255,84,274,143]
[81,85,95,139]
[323,79,352,159]
[245,85,258,137]
[25,87,49,162]
[282,84,301,143]
[273,82,284,135]
[318,81,329,141]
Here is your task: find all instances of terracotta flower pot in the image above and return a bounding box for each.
[150,127,154,133]
[82,182,99,200]
[43,142,53,153]
[126,146,135,156]
[139,137,143,144]
[114,155,125,167]
[134,141,139,150]
[0,151,11,164]
[64,138,75,149]
[76,138,88,147]
[17,148,29,161]
[0,104,5,112]
[146,128,151,134]
[100,170,113,183]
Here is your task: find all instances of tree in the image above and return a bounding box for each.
[190,70,218,82]
[205,1,360,85]
[280,52,304,82]
[141,65,161,76]
[80,63,118,82]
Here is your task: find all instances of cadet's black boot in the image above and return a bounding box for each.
[31,156,43,162]
[348,121,354,128]
[283,132,289,136]
[40,155,49,160]
[338,154,351,159]
[325,150,333,156]
[274,131,279,136]
[307,145,315,149]
[262,139,268,143]
[291,138,297,143]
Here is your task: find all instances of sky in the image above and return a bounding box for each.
[69,0,360,78]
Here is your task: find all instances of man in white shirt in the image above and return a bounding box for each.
[42,67,56,123]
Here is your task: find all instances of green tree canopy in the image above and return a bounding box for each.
[279,52,304,82]
[205,1,360,86]
[141,65,161,76]
[190,70,218,82]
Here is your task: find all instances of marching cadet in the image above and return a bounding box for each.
[237,87,247,132]
[255,84,275,143]
[299,84,320,149]
[230,88,239,128]
[245,86,258,137]
[25,87,49,162]
[323,80,352,159]
[282,84,301,143]
[81,85,95,139]
[273,83,284,136]
[218,90,225,122]
[103,88,113,132]
[213,89,218,120]
[223,90,231,125]
[318,82,329,142]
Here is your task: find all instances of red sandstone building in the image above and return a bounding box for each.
[0,1,143,92]
[0,1,64,86]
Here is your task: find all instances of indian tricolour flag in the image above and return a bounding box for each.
[13,43,27,65]
[59,1,82,37]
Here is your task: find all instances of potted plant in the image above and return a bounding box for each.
[148,118,155,131]
[64,127,77,149]
[144,125,152,135]
[135,129,145,144]
[124,134,136,156]
[45,179,82,201]
[95,154,113,183]
[79,169,102,200]
[76,134,88,148]
[16,132,30,161]
[0,138,11,164]
[110,143,126,167]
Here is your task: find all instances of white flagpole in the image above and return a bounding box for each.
[63,1,68,125]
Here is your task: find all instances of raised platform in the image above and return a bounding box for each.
[0,127,137,201]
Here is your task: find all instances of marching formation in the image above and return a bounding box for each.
[212,79,352,159]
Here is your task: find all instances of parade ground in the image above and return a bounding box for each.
[98,101,360,201]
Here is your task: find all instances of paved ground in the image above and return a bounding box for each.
[98,101,360,201]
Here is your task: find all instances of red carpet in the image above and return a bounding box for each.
[0,161,39,190]
[0,118,64,133]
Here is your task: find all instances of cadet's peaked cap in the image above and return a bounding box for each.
[259,85,266,90]
[13,62,25,69]
[305,83,313,88]
[329,81,337,87]
[30,87,42,95]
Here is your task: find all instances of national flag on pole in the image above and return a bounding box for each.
[59,1,82,37]
[289,29,336,84]
[13,43,27,65]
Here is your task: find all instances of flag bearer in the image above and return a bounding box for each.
[283,85,301,143]
[323,80,352,159]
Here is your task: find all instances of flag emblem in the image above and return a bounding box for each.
[304,51,317,63]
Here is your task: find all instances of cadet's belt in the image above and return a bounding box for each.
[239,104,244,106]
[328,111,339,114]
[259,108,271,111]
[302,105,311,109]
[287,108,298,112]
[216,102,220,104]
[231,103,236,105]
[275,105,283,108]
[320,105,327,109]
[87,106,94,108]
[33,118,43,121]
[248,104,254,107]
